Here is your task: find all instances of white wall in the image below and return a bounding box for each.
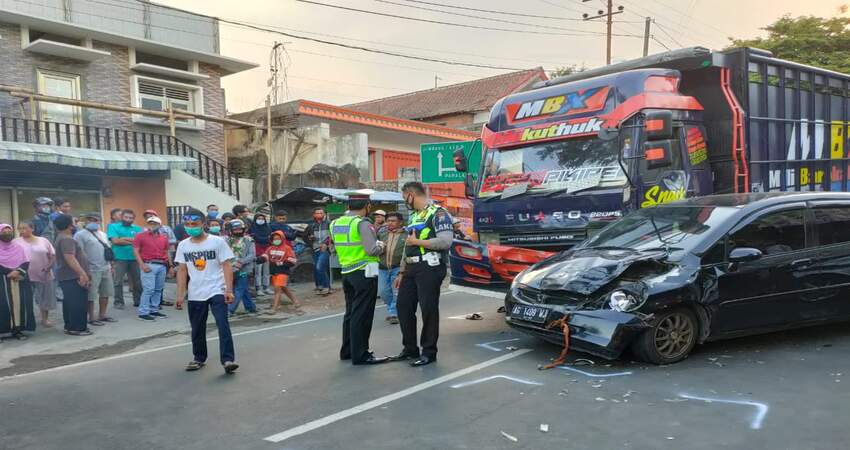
[165,170,247,210]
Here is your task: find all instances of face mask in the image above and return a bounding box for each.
[85,223,99,231]
[272,240,283,246]
[40,206,52,214]
[255,219,266,225]
[122,220,133,226]
[185,226,203,237]
[0,233,13,242]
[209,226,221,235]
[208,210,219,219]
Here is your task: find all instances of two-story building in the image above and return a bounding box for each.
[0,0,257,225]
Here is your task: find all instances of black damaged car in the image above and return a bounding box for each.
[505,192,850,364]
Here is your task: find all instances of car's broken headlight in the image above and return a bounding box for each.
[609,290,639,312]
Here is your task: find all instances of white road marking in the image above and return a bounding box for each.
[449,374,543,389]
[476,338,521,352]
[0,289,489,381]
[0,310,354,382]
[263,349,534,443]
[446,285,506,299]
[557,365,633,378]
[678,393,769,429]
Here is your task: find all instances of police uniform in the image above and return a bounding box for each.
[331,193,386,365]
[396,204,453,363]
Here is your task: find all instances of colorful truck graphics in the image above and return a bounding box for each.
[450,47,850,290]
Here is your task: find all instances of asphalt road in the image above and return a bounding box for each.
[1,288,849,450]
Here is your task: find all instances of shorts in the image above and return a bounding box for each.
[32,281,57,311]
[88,270,115,302]
[271,274,289,287]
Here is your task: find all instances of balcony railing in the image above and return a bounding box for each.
[0,117,239,199]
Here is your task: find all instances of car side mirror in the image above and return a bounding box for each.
[643,140,674,169]
[645,110,674,140]
[464,173,476,199]
[453,148,468,173]
[729,247,762,263]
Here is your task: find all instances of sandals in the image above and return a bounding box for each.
[64,329,93,336]
[88,320,105,326]
[185,361,206,371]
[99,317,118,323]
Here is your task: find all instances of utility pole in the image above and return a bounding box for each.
[269,42,284,105]
[582,0,624,65]
[265,95,273,201]
[643,17,652,57]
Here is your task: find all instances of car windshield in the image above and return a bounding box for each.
[478,137,627,198]
[579,205,737,255]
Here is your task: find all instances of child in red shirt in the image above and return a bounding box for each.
[259,231,300,314]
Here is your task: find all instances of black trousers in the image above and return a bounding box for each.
[59,280,88,332]
[340,270,378,364]
[187,295,235,365]
[397,262,446,358]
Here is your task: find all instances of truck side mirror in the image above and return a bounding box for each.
[464,174,476,199]
[643,140,674,169]
[645,110,674,141]
[453,148,468,172]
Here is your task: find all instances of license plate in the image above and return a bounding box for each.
[511,304,550,323]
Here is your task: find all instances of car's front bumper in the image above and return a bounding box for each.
[504,295,650,360]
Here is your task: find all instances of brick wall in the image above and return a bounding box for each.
[0,21,227,164]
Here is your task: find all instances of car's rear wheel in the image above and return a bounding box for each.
[632,308,698,365]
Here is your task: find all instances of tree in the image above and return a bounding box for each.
[548,64,588,78]
[729,10,850,74]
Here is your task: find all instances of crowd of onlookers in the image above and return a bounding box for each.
[0,196,470,340]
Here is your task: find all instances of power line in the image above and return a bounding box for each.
[536,0,587,14]
[652,21,684,48]
[388,0,590,20]
[294,0,620,36]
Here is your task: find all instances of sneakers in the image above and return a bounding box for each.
[185,360,205,371]
[223,361,239,374]
[137,314,156,321]
[319,288,331,296]
[388,316,399,325]
[113,303,125,310]
[150,312,168,318]
[264,288,275,296]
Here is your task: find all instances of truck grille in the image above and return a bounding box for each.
[499,230,587,248]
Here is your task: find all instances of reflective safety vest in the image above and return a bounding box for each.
[404,204,441,257]
[330,215,379,274]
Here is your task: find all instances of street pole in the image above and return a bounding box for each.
[643,17,652,57]
[266,95,273,202]
[582,1,623,66]
[605,0,613,65]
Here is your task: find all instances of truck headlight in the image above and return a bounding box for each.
[609,290,639,312]
[478,232,500,245]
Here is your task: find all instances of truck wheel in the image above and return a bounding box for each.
[632,308,698,365]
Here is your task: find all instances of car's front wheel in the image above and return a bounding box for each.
[632,308,698,365]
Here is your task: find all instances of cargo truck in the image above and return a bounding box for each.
[450,46,850,290]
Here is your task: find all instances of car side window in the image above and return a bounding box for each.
[812,206,850,246]
[729,208,805,256]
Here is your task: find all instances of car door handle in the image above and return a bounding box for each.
[790,258,813,269]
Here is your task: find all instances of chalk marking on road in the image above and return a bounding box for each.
[476,338,520,352]
[446,285,506,299]
[557,365,633,378]
[449,374,543,389]
[262,349,534,443]
[678,393,769,429]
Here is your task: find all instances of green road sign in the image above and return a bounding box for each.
[420,140,482,184]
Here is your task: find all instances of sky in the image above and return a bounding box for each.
[159,0,847,114]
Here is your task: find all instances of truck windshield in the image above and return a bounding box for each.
[478,137,627,198]
[578,205,737,255]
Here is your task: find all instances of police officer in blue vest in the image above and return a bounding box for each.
[391,182,454,367]
[331,190,389,365]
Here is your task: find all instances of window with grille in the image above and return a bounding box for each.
[137,80,196,124]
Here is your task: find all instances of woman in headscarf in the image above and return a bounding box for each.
[249,213,273,295]
[14,221,56,327]
[0,223,35,340]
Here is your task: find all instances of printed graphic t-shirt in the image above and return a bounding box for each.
[175,234,235,301]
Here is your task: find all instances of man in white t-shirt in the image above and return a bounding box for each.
[174,208,239,374]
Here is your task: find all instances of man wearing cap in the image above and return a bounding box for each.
[133,215,172,321]
[143,209,177,307]
[371,210,387,233]
[391,182,454,367]
[452,218,470,241]
[31,197,56,241]
[74,212,116,325]
[331,190,389,365]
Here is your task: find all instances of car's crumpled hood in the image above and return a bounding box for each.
[515,247,669,295]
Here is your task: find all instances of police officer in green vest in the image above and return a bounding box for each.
[331,190,389,365]
[390,182,454,367]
